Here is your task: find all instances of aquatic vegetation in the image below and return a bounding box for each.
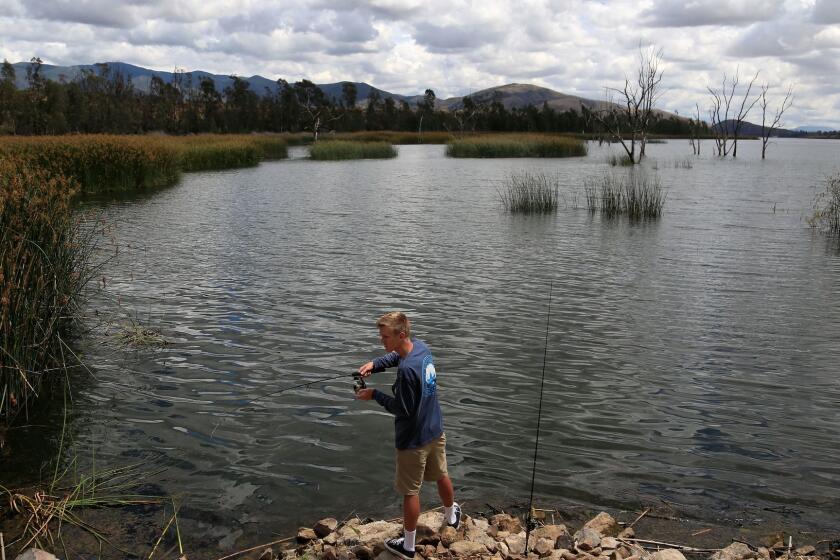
[808,173,840,237]
[309,140,397,160]
[446,134,587,158]
[331,130,454,144]
[0,136,181,192]
[584,169,666,219]
[0,158,96,420]
[499,172,560,213]
[0,134,288,193]
[114,322,168,348]
[607,153,634,167]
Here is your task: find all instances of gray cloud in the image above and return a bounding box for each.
[642,0,784,28]
[412,21,506,53]
[727,21,817,58]
[310,10,378,43]
[309,0,424,21]
[24,0,141,28]
[812,0,840,24]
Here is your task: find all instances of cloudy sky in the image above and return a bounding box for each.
[2,0,839,127]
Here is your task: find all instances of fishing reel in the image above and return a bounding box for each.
[353,373,367,394]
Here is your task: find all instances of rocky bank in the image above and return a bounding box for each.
[10,509,837,560]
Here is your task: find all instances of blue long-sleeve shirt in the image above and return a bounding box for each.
[371,338,444,450]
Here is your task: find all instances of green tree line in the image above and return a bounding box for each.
[0,58,697,137]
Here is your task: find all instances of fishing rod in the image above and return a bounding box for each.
[210,372,368,438]
[525,281,553,555]
[242,371,367,408]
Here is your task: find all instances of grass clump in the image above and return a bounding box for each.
[0,158,95,421]
[309,140,397,160]
[446,134,587,158]
[808,173,840,237]
[499,172,561,213]
[584,170,666,219]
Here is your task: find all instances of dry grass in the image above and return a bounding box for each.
[2,464,164,556]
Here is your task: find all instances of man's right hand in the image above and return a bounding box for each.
[359,361,374,377]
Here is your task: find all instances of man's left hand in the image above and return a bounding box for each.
[355,388,374,401]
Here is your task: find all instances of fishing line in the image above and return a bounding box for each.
[525,280,553,554]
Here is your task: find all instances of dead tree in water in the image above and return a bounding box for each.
[759,84,794,159]
[592,46,664,164]
[707,70,760,158]
[689,103,703,155]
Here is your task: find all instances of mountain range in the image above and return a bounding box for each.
[8,61,608,113]
[8,61,832,133]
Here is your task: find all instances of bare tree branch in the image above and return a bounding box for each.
[760,83,794,159]
[591,45,664,164]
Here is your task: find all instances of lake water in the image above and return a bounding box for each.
[5,139,840,550]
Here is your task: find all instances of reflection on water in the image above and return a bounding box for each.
[5,139,840,545]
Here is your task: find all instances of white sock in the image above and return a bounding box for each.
[445,502,458,524]
[403,529,416,551]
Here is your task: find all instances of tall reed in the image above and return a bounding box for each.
[446,134,587,158]
[499,172,560,213]
[0,134,288,193]
[809,173,840,237]
[584,170,666,219]
[0,157,95,420]
[0,136,181,192]
[309,140,397,160]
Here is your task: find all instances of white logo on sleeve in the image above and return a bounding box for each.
[422,355,437,396]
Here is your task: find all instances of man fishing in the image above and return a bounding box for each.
[356,311,461,560]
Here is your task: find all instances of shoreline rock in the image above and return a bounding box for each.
[237,510,831,560]
[12,508,835,560]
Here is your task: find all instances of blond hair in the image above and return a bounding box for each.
[377,311,411,337]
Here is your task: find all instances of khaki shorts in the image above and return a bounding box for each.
[395,433,448,496]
